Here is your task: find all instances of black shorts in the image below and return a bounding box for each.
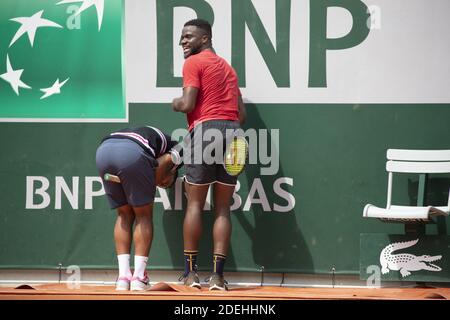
[184,120,241,186]
[95,138,157,209]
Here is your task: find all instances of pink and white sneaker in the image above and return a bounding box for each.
[130,273,151,291]
[115,276,131,291]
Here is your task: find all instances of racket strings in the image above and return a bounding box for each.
[224,137,248,176]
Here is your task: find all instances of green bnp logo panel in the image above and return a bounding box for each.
[0,0,124,122]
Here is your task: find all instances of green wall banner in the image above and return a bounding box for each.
[0,0,124,122]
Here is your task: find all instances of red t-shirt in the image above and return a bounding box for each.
[182,49,240,131]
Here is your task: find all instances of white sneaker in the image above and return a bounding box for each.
[115,276,131,291]
[130,273,151,291]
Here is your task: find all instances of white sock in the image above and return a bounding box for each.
[117,254,132,279]
[133,255,148,279]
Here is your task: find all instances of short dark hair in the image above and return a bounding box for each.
[184,19,212,39]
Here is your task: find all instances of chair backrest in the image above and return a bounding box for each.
[386,149,450,174]
[385,149,450,208]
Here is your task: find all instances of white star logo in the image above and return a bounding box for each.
[57,0,104,31]
[9,10,63,47]
[0,55,32,95]
[40,78,70,99]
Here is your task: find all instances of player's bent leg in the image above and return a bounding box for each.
[130,203,153,291]
[114,204,134,290]
[114,204,135,255]
[132,203,154,256]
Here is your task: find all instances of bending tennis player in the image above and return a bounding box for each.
[95,126,182,291]
[172,19,246,291]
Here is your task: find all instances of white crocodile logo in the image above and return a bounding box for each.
[380,239,442,277]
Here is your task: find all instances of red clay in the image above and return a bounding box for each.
[0,283,449,300]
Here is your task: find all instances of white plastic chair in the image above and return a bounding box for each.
[363,149,450,222]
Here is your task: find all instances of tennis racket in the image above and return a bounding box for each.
[223,136,248,176]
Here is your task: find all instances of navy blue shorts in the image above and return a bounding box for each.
[95,138,157,209]
[184,120,241,186]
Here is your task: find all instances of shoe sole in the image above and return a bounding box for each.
[209,284,227,291]
[116,280,130,291]
[130,286,151,291]
[130,281,151,291]
[188,282,201,289]
[116,286,130,291]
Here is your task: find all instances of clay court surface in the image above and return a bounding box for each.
[1,282,449,300]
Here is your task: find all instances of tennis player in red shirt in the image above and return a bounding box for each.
[172,19,246,291]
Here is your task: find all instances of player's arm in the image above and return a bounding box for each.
[172,86,198,113]
[238,95,246,125]
[155,153,178,188]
